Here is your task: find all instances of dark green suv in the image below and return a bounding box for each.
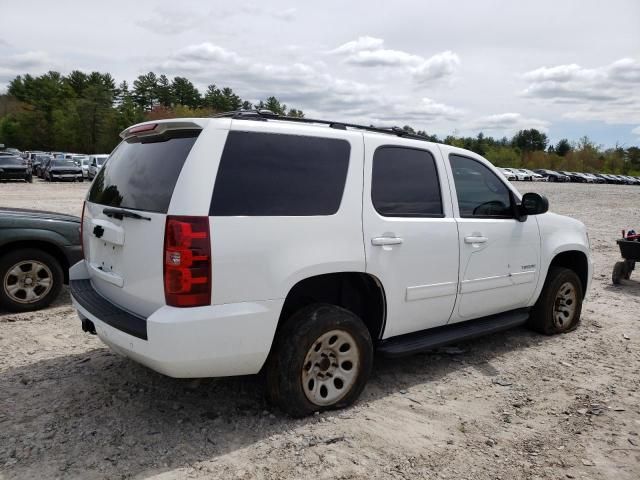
[0,208,82,312]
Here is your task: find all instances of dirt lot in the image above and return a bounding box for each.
[1,179,639,480]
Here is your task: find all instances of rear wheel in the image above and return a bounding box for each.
[0,248,63,312]
[266,304,373,417]
[528,267,583,334]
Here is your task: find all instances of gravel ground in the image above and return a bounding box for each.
[1,179,639,480]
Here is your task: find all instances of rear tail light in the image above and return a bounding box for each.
[163,216,211,307]
[80,201,86,258]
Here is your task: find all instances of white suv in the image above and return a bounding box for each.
[70,112,592,416]
[87,154,109,179]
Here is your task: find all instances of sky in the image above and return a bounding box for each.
[1,0,639,148]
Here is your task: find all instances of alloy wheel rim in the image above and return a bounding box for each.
[301,329,359,406]
[3,260,53,304]
[553,281,576,330]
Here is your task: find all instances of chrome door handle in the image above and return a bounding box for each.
[464,236,488,244]
[372,237,403,246]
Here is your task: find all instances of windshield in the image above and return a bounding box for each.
[0,157,24,166]
[97,157,107,165]
[53,160,78,167]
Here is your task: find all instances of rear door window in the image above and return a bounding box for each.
[210,131,350,216]
[88,131,199,213]
[371,146,443,217]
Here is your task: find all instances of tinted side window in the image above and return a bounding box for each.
[371,147,443,217]
[210,131,350,216]
[449,154,513,218]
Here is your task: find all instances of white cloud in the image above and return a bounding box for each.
[411,51,460,83]
[156,42,462,129]
[522,58,640,124]
[632,126,640,138]
[330,37,460,84]
[468,113,549,134]
[136,9,202,35]
[329,36,385,55]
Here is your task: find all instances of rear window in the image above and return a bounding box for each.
[210,131,350,216]
[89,130,199,213]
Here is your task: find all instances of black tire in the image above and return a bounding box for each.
[549,176,556,182]
[528,266,583,335]
[623,260,634,280]
[612,261,625,284]
[266,303,373,417]
[0,248,64,313]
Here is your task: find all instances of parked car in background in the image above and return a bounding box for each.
[72,155,91,178]
[25,151,44,167]
[38,157,52,179]
[520,169,546,181]
[33,154,52,177]
[0,208,82,312]
[594,173,611,183]
[44,158,83,182]
[620,175,640,185]
[533,169,570,182]
[0,155,32,183]
[582,173,605,184]
[87,154,109,179]
[559,171,587,183]
[70,114,592,416]
[511,168,533,181]
[610,175,631,184]
[1,147,22,156]
[500,167,528,181]
[498,167,516,180]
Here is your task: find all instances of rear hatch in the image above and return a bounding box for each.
[83,123,201,317]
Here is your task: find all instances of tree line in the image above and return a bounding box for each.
[0,70,638,174]
[0,70,303,154]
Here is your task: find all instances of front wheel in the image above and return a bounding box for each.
[528,267,583,334]
[266,304,373,417]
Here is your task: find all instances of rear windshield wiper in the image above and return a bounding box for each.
[102,207,151,221]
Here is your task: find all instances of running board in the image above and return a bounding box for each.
[377,309,529,358]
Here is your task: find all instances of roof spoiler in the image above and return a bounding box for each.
[120,120,203,139]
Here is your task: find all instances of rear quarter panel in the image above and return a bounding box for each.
[184,120,366,305]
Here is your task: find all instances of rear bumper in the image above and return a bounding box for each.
[69,261,282,378]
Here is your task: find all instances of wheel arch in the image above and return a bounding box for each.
[274,271,387,344]
[548,250,589,298]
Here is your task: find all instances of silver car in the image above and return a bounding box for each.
[87,154,109,179]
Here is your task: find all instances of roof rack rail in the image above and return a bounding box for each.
[211,110,432,142]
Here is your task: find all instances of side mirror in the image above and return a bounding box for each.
[520,192,549,216]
